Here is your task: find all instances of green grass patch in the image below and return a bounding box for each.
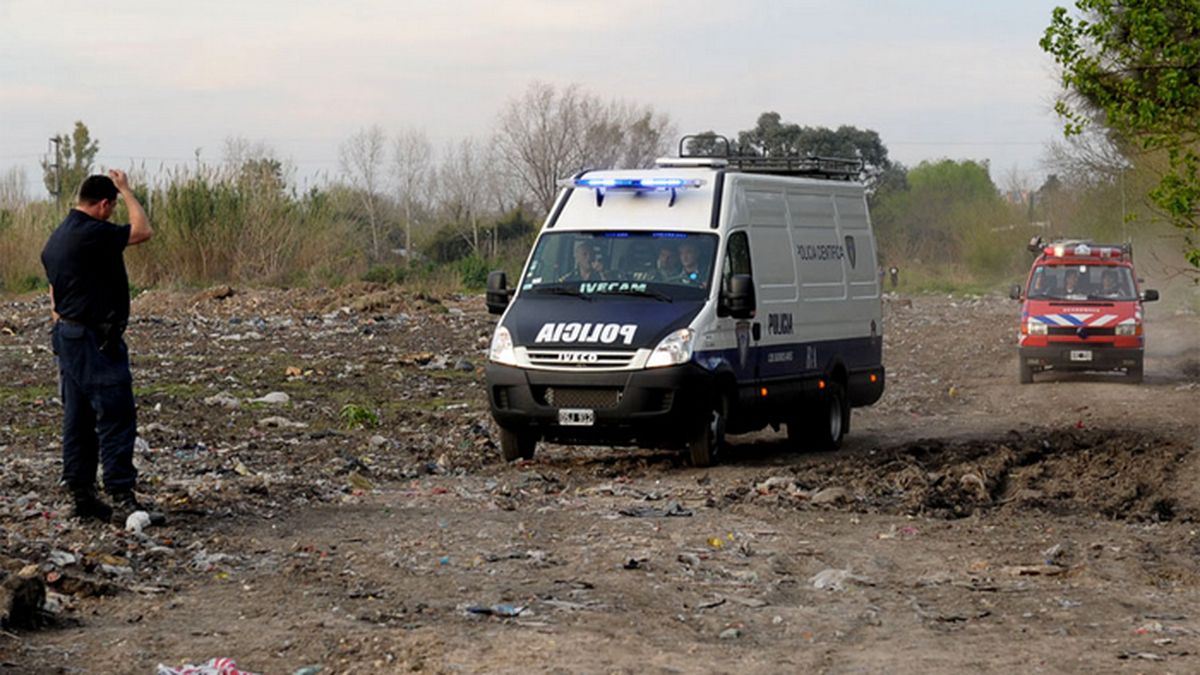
[0,385,57,404]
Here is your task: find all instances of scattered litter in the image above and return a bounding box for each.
[202,392,240,408]
[810,568,872,592]
[155,657,259,675]
[1001,565,1065,577]
[1117,651,1165,662]
[125,511,152,535]
[249,392,290,405]
[258,416,308,429]
[465,604,525,618]
[619,501,692,518]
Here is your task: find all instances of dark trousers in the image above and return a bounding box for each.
[52,321,138,493]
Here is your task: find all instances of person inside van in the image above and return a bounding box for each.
[1063,268,1087,297]
[561,240,607,282]
[655,243,681,280]
[1030,270,1055,298]
[1098,269,1121,298]
[674,240,708,287]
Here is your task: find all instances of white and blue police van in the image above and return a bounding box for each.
[485,137,885,466]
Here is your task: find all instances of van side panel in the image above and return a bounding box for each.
[746,189,798,303]
[788,192,846,302]
[834,195,880,301]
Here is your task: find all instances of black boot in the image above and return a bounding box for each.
[70,485,113,522]
[110,489,166,526]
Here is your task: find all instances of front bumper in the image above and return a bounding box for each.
[1019,345,1142,371]
[486,362,713,446]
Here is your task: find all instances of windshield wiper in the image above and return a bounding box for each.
[606,287,674,302]
[533,284,592,301]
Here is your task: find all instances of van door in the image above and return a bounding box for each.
[719,230,757,387]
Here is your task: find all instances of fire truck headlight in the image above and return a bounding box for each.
[1116,322,1139,336]
[647,328,695,368]
[1026,321,1048,336]
[489,326,518,366]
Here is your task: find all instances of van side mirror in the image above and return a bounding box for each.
[486,271,511,314]
[723,274,756,319]
[1009,284,1023,301]
[1141,289,1159,302]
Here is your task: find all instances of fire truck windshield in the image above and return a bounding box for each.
[1027,265,1136,301]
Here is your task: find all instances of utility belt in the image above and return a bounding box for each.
[57,317,127,352]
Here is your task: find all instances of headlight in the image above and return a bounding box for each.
[646,328,694,369]
[1115,322,1139,336]
[1026,321,1047,336]
[489,326,517,365]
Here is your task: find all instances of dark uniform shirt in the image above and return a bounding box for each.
[41,209,131,327]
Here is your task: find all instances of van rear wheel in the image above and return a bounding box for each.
[687,397,727,468]
[808,382,848,452]
[499,427,536,462]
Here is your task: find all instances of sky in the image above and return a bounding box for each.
[1,0,1069,197]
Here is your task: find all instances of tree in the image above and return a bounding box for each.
[1042,0,1200,270]
[41,121,99,203]
[735,112,893,188]
[0,167,29,210]
[436,138,492,257]
[339,126,388,261]
[493,81,675,214]
[391,129,433,264]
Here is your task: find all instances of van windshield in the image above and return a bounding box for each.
[520,231,718,301]
[1027,264,1137,301]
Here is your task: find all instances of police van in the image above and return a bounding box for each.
[484,137,885,466]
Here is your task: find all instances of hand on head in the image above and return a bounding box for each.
[107,169,130,192]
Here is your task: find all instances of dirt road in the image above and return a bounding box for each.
[1,287,1197,673]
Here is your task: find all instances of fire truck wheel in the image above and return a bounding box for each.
[687,395,728,468]
[1019,361,1034,384]
[1127,360,1144,384]
[499,427,536,462]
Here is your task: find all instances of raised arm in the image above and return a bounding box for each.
[109,169,153,246]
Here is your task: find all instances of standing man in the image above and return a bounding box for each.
[41,171,153,522]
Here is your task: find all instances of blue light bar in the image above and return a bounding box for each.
[562,177,706,190]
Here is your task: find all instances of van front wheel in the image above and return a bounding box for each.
[687,397,727,468]
[499,427,536,462]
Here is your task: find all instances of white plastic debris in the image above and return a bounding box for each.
[125,510,152,535]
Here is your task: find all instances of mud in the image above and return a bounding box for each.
[0,289,1197,673]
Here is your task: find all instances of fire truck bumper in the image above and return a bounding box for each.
[1019,345,1143,371]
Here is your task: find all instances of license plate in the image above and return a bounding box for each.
[558,408,595,426]
[1069,350,1093,362]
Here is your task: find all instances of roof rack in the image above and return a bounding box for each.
[677,134,863,181]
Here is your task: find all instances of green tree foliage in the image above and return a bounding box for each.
[686,113,893,188]
[41,121,99,201]
[872,159,1020,280]
[1042,1,1200,270]
[425,208,535,264]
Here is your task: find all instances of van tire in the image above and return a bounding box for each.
[688,397,728,468]
[1019,361,1034,384]
[809,382,848,452]
[499,427,536,462]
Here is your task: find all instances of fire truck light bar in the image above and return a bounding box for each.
[1044,244,1125,259]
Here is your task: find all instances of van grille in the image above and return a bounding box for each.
[541,387,622,409]
[526,349,637,369]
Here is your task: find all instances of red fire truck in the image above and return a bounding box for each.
[1011,238,1159,383]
